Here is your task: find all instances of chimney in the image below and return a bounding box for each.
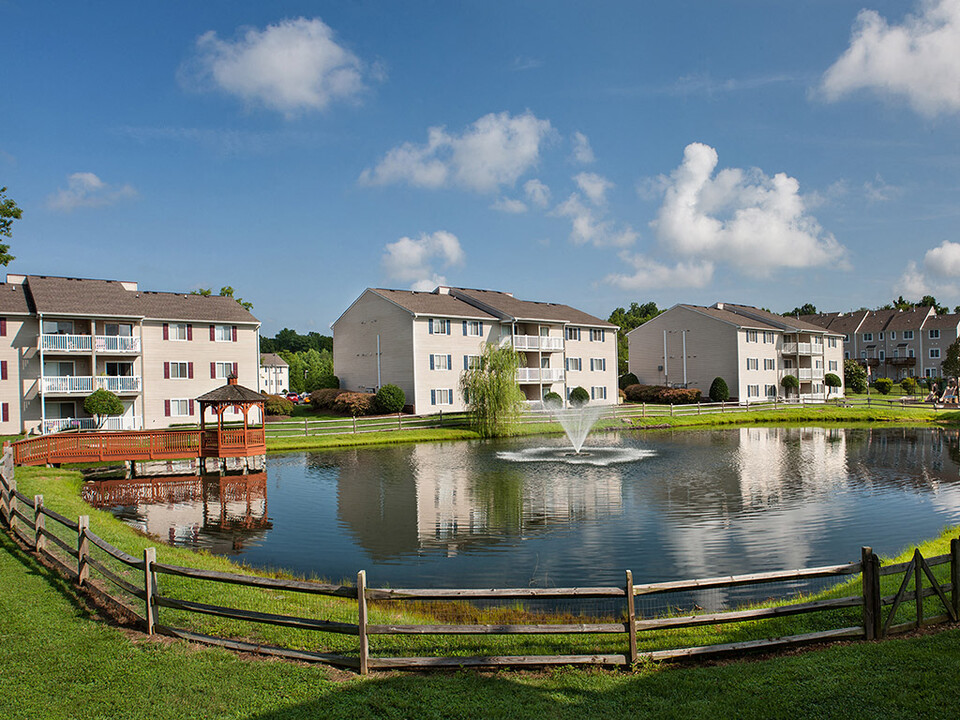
[227,373,238,385]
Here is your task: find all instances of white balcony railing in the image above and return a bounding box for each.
[783,342,824,355]
[797,368,825,381]
[517,368,565,383]
[94,335,141,353]
[40,334,92,352]
[42,416,143,434]
[42,375,142,394]
[512,335,564,351]
[96,376,142,393]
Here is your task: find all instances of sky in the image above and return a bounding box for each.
[5,1,960,335]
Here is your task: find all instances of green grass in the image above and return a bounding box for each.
[3,523,960,719]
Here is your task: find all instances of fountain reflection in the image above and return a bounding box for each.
[82,473,272,555]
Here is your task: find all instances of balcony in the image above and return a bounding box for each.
[782,342,824,355]
[887,356,916,366]
[517,368,565,383]
[512,335,564,351]
[797,368,825,381]
[41,334,140,353]
[43,416,143,434]
[42,375,142,395]
[857,358,881,367]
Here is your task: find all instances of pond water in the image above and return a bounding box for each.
[84,427,960,606]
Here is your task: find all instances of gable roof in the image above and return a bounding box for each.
[679,304,783,330]
[449,287,616,328]
[718,303,839,334]
[21,275,258,323]
[0,282,33,315]
[368,288,496,319]
[260,353,288,368]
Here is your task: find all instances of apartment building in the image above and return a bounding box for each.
[332,286,618,413]
[0,274,260,435]
[802,307,959,379]
[627,302,845,402]
[259,353,290,395]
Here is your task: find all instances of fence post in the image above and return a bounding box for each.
[352,416,357,434]
[914,548,923,629]
[7,474,16,535]
[439,410,443,426]
[861,546,880,640]
[143,547,156,635]
[398,412,402,430]
[697,402,701,415]
[34,495,44,553]
[625,570,637,665]
[670,404,673,417]
[642,402,645,418]
[720,401,724,414]
[77,516,89,586]
[357,570,369,675]
[951,538,959,620]
[304,419,308,437]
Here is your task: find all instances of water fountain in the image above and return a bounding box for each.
[496,397,655,466]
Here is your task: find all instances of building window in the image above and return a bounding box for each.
[566,357,582,372]
[211,324,233,342]
[591,386,607,400]
[845,352,850,359]
[590,358,606,372]
[589,328,605,342]
[930,348,941,359]
[747,385,759,397]
[765,384,777,398]
[890,332,896,340]
[746,330,757,343]
[566,327,581,341]
[909,349,915,358]
[813,383,824,394]
[431,389,453,406]
[168,399,193,417]
[783,359,795,369]
[844,334,850,342]
[863,333,872,342]
[429,319,451,335]
[746,358,759,370]
[925,368,936,378]
[829,360,838,371]
[430,354,452,370]
[929,329,940,339]
[763,359,775,370]
[214,362,235,379]
[42,319,75,335]
[171,323,190,341]
[167,361,191,379]
[105,323,133,337]
[903,330,914,340]
[763,331,774,344]
[463,320,483,337]
[828,337,838,348]
[463,355,481,370]
[878,332,884,341]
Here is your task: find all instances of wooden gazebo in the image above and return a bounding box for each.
[196,375,266,460]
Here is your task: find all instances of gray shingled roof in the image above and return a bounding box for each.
[260,353,288,367]
[924,313,960,331]
[678,304,783,330]
[0,283,33,315]
[23,275,258,323]
[370,288,496,319]
[719,303,837,334]
[450,287,616,328]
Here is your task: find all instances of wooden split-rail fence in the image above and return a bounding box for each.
[1,444,958,673]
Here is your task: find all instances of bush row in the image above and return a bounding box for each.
[308,384,407,416]
[623,384,702,405]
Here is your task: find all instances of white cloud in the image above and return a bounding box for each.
[606,254,714,290]
[381,231,465,290]
[894,240,960,299]
[574,172,613,205]
[46,173,137,212]
[863,173,900,203]
[491,197,527,214]
[524,178,551,208]
[896,260,932,298]
[821,0,960,116]
[651,142,846,273]
[554,193,638,248]
[924,239,960,276]
[571,131,595,164]
[182,17,369,116]
[360,111,553,193]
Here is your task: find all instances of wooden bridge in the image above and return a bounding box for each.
[12,428,266,467]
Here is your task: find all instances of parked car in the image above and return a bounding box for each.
[300,392,311,403]
[285,392,300,404]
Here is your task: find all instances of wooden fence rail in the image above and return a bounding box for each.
[1,443,958,674]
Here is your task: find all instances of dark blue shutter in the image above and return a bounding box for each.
[431,389,436,405]
[462,321,467,335]
[445,320,451,334]
[463,355,468,370]
[429,355,435,370]
[428,320,433,335]
[447,355,451,369]
[479,321,484,335]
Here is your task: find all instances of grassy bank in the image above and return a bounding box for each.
[2,511,960,719]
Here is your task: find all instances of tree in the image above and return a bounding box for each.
[918,295,947,315]
[608,301,661,375]
[459,343,525,438]
[190,286,253,311]
[892,295,912,311]
[709,377,729,402]
[783,303,817,317]
[824,373,842,397]
[0,186,22,266]
[83,389,124,428]
[844,359,867,393]
[569,386,590,407]
[942,339,960,380]
[781,375,799,396]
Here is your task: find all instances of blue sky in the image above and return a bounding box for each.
[5,1,960,334]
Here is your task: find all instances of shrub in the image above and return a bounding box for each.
[263,394,294,416]
[375,384,405,414]
[569,386,590,407]
[708,377,729,402]
[781,375,799,392]
[310,388,346,410]
[623,384,702,405]
[618,373,639,390]
[824,373,842,396]
[332,391,376,416]
[844,359,867,393]
[901,377,919,395]
[542,391,562,409]
[874,377,893,395]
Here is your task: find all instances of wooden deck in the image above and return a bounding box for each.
[12,429,266,466]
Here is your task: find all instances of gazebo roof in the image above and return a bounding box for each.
[196,377,264,404]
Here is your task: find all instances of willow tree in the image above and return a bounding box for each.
[460,343,525,438]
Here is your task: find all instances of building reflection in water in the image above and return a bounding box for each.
[333,441,624,560]
[82,473,272,555]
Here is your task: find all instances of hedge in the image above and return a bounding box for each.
[623,384,702,405]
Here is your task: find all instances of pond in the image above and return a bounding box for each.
[84,427,960,608]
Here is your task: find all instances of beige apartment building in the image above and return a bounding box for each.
[628,303,845,402]
[333,286,618,413]
[802,307,960,380]
[259,353,290,395]
[0,274,260,435]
